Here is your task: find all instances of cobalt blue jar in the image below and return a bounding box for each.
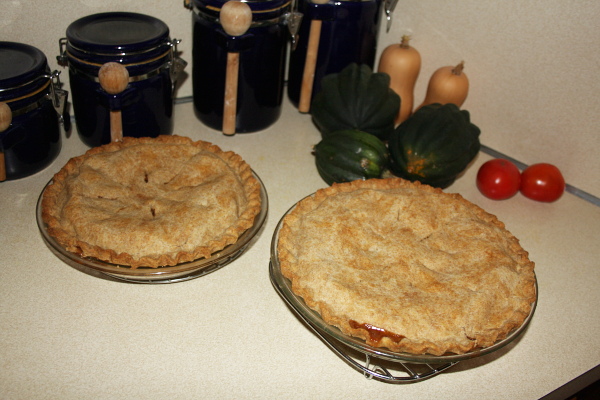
[58,12,186,147]
[287,0,385,108]
[189,0,293,133]
[0,42,66,181]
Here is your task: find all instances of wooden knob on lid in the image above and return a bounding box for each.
[98,62,129,142]
[0,102,11,132]
[220,1,252,135]
[220,1,253,37]
[99,62,129,95]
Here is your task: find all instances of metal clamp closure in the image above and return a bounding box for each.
[57,37,68,66]
[49,70,69,125]
[285,11,303,50]
[384,0,398,32]
[167,39,188,91]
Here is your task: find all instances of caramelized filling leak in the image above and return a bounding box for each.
[349,320,405,345]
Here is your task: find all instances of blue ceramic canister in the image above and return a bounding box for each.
[58,12,186,147]
[0,42,67,181]
[287,0,395,108]
[188,0,294,133]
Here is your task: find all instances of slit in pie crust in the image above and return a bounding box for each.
[277,178,536,356]
[42,135,262,268]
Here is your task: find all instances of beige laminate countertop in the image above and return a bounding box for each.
[1,99,599,400]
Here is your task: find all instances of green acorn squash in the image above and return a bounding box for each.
[388,103,481,188]
[310,63,400,140]
[314,129,389,185]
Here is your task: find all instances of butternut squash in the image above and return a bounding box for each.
[418,61,469,109]
[377,35,421,125]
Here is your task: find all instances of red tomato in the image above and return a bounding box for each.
[520,163,565,202]
[476,159,521,200]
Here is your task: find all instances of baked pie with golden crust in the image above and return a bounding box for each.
[42,135,261,268]
[277,178,535,356]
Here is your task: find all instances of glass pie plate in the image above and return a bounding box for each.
[36,171,268,284]
[269,203,538,383]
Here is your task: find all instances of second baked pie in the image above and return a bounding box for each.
[42,135,261,268]
[277,178,536,356]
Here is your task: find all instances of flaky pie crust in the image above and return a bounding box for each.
[42,135,261,268]
[277,178,536,356]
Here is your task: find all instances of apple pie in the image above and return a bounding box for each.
[277,178,536,356]
[42,135,261,268]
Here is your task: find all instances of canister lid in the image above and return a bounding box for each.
[66,12,170,55]
[0,42,48,90]
[193,0,292,21]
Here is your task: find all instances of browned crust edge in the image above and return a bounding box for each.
[41,135,262,268]
[277,178,536,356]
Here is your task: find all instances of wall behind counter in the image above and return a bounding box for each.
[1,0,598,198]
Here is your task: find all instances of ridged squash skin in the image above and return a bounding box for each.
[314,130,389,185]
[388,103,481,188]
[310,63,400,141]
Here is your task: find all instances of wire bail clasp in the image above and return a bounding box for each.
[384,0,399,32]
[49,70,69,127]
[167,38,188,92]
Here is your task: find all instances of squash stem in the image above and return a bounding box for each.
[452,61,465,76]
[400,35,411,49]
